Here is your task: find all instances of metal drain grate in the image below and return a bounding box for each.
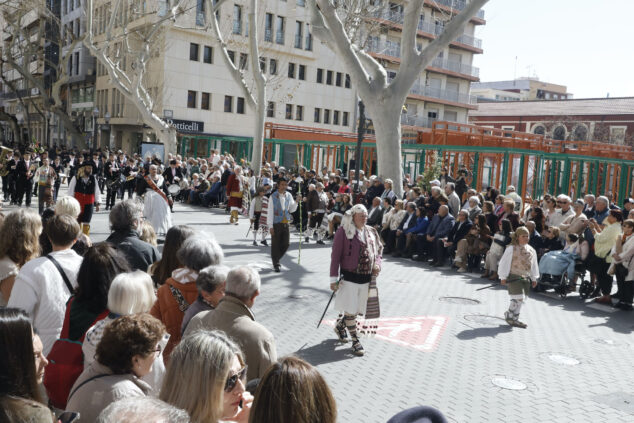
[439,296,481,305]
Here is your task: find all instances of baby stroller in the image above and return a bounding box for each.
[538,258,586,299]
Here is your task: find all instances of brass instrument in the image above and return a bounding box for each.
[26,162,37,179]
[0,146,13,177]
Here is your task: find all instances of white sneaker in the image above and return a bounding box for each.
[457,267,467,273]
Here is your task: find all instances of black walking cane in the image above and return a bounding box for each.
[317,290,336,329]
[476,282,499,291]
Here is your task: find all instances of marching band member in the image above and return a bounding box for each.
[34,157,57,214]
[16,150,36,207]
[68,163,101,224]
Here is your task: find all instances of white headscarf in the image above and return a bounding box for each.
[341,204,368,240]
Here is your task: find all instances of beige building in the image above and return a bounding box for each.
[90,0,485,153]
[471,77,572,102]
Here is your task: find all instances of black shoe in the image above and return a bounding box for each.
[252,241,258,246]
[305,237,310,243]
[261,240,268,246]
[317,240,325,245]
[274,264,281,272]
[334,319,348,343]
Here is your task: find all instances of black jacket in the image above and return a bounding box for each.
[16,159,35,182]
[162,167,183,185]
[367,205,384,227]
[106,229,160,271]
[397,212,418,232]
[447,219,473,244]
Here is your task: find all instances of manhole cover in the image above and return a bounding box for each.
[439,296,481,305]
[594,338,628,347]
[547,353,580,366]
[464,314,505,325]
[491,376,527,391]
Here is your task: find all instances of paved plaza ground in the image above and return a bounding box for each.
[8,200,634,422]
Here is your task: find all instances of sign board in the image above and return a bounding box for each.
[324,316,448,352]
[166,118,204,133]
[141,142,165,163]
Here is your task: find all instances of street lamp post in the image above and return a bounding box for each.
[45,111,51,148]
[104,112,111,150]
[92,107,99,151]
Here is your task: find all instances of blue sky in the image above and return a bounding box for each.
[473,0,634,99]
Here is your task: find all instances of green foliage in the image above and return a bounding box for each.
[418,151,442,192]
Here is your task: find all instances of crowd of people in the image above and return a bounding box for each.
[0,142,631,421]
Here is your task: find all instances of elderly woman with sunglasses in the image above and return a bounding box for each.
[161,330,253,423]
[66,314,166,422]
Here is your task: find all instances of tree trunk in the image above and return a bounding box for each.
[250,84,266,177]
[368,102,404,197]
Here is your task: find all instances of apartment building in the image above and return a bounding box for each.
[89,0,484,154]
[471,78,572,102]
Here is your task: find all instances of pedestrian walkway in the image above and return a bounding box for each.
[56,202,634,422]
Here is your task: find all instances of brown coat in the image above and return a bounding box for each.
[184,295,277,381]
[150,276,198,361]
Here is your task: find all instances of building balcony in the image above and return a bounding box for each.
[401,114,431,128]
[386,75,477,106]
[455,33,482,49]
[366,40,479,79]
[431,0,485,19]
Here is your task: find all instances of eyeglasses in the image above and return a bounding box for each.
[225,366,248,392]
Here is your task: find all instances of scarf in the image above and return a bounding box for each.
[172,268,199,284]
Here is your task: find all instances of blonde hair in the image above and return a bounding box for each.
[138,221,158,246]
[160,330,243,423]
[512,226,530,245]
[55,196,81,219]
[0,209,41,266]
[107,271,156,315]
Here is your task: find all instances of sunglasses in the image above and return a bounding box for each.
[225,366,248,392]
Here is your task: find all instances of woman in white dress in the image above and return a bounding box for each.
[142,165,172,236]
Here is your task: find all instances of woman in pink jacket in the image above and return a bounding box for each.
[329,204,383,356]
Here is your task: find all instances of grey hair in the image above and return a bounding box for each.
[585,194,596,201]
[225,266,261,300]
[54,196,81,219]
[177,236,224,271]
[108,271,156,315]
[557,194,572,203]
[109,199,143,231]
[406,202,417,211]
[446,182,455,190]
[597,195,609,205]
[96,397,191,423]
[431,186,441,194]
[196,265,230,294]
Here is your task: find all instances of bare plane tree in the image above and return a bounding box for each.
[84,0,186,154]
[307,0,488,196]
[1,0,84,146]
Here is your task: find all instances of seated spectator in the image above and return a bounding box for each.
[445,182,460,218]
[0,308,54,423]
[539,233,581,284]
[455,224,482,273]
[149,225,196,287]
[8,214,82,354]
[414,205,455,263]
[43,243,130,409]
[395,206,429,258]
[391,202,418,257]
[381,200,405,253]
[433,209,471,266]
[249,356,337,423]
[55,195,82,219]
[151,236,224,361]
[380,178,397,205]
[559,199,588,240]
[365,177,385,206]
[66,314,165,422]
[482,219,513,280]
[506,185,523,212]
[497,200,521,230]
[106,200,159,271]
[83,271,164,391]
[525,221,543,251]
[97,397,190,423]
[541,226,564,254]
[184,266,277,381]
[494,195,506,217]
[605,219,634,310]
[201,176,223,207]
[327,193,353,237]
[366,196,384,230]
[0,209,41,306]
[181,265,229,336]
[467,196,482,221]
[482,200,498,233]
[160,330,252,423]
